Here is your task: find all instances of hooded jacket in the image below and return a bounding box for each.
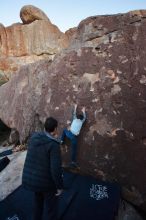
[22,132,63,192]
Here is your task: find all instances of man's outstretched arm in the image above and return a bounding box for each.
[81,106,86,123]
[72,103,77,120]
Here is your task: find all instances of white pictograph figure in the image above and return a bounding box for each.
[90,184,109,200]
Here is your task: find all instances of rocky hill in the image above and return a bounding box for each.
[0,6,146,213]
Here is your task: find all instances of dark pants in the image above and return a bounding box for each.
[33,191,58,220]
[61,128,77,162]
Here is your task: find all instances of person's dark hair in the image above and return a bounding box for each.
[44,117,58,133]
[77,114,84,120]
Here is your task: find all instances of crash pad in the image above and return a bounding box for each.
[0,156,10,172]
[0,170,120,220]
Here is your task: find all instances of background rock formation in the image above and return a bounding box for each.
[0,5,68,79]
[0,7,146,213]
[20,5,50,24]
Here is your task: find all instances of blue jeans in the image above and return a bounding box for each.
[61,129,77,162]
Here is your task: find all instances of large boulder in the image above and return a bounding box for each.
[0,10,146,212]
[20,5,50,24]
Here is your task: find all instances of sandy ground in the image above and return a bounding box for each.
[0,145,26,201]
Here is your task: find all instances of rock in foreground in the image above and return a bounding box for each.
[0,148,26,201]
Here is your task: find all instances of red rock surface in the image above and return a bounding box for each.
[0,9,146,211]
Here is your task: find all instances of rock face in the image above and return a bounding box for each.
[0,5,68,78]
[20,5,50,24]
[0,9,146,212]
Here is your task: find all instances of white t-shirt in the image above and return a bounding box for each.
[70,119,84,136]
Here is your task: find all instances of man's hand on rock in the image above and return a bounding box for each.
[82,106,86,112]
[74,103,78,110]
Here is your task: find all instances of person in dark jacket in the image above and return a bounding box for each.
[22,117,63,220]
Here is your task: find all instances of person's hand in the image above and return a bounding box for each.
[82,106,86,112]
[74,103,77,109]
[55,189,63,196]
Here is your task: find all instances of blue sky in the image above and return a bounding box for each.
[0,0,146,32]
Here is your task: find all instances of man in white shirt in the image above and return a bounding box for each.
[61,104,86,168]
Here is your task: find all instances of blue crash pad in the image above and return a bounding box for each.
[0,170,120,220]
[0,156,10,172]
[0,149,13,158]
[61,172,120,220]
